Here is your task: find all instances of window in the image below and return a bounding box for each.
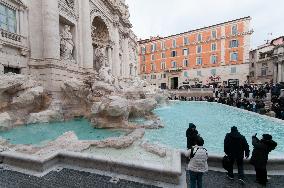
[230,52,238,61]
[4,66,20,74]
[211,43,217,51]
[232,24,238,35]
[197,70,202,76]
[161,41,166,50]
[171,61,177,68]
[184,71,189,78]
[142,55,146,62]
[196,57,202,65]
[197,33,202,42]
[261,68,267,76]
[0,4,17,33]
[141,46,146,54]
[183,59,189,67]
[151,54,155,61]
[231,67,237,74]
[143,75,147,80]
[160,62,166,70]
[161,52,166,59]
[184,37,189,45]
[197,45,202,54]
[172,39,176,48]
[183,48,189,56]
[211,55,218,64]
[151,75,156,79]
[211,29,217,39]
[251,63,254,68]
[150,64,156,71]
[230,40,239,48]
[151,43,157,52]
[171,50,177,57]
[142,65,146,72]
[211,69,217,76]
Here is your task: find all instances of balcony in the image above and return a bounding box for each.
[165,67,183,73]
[0,29,28,49]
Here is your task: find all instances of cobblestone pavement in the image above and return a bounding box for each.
[0,168,283,188]
[201,171,284,188]
[0,168,161,188]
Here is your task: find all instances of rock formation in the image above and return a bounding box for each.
[0,73,51,128]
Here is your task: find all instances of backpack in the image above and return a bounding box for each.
[186,147,200,164]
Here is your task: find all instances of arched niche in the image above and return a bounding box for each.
[92,16,111,72]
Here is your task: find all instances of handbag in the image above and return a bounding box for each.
[222,155,230,171]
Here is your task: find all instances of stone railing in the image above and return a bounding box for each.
[0,29,27,48]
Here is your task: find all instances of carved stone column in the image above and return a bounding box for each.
[80,0,93,69]
[112,18,120,77]
[107,46,113,70]
[278,62,283,83]
[122,32,130,78]
[42,0,60,60]
[273,62,278,84]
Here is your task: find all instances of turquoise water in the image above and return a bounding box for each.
[145,101,284,157]
[0,119,124,146]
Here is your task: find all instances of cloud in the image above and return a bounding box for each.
[125,0,284,48]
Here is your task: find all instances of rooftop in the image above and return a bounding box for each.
[138,16,251,44]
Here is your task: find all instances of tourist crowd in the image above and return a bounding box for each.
[185,124,277,188]
[169,83,284,120]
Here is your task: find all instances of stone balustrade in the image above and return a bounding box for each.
[0,29,27,48]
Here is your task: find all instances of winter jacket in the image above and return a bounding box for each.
[186,129,199,149]
[185,146,208,173]
[250,136,277,168]
[224,131,250,159]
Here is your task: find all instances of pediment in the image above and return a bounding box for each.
[2,0,27,8]
[12,0,26,7]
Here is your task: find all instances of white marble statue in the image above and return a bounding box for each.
[98,65,115,85]
[60,25,74,60]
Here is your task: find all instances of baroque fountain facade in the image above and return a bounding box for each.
[0,0,166,129]
[0,2,173,182]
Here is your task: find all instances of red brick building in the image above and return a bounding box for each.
[138,17,253,89]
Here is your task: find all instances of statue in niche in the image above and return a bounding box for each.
[60,25,74,61]
[65,0,75,9]
[94,47,107,70]
[94,47,116,85]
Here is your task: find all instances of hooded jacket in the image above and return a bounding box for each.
[186,127,199,149]
[224,130,250,159]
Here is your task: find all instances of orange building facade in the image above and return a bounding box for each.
[138,17,253,89]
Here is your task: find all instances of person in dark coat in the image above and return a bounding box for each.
[224,126,250,183]
[186,123,199,149]
[250,134,277,186]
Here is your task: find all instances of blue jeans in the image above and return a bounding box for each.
[187,170,203,188]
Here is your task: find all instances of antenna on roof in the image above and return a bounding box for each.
[265,33,273,44]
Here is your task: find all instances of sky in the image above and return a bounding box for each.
[125,0,283,49]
